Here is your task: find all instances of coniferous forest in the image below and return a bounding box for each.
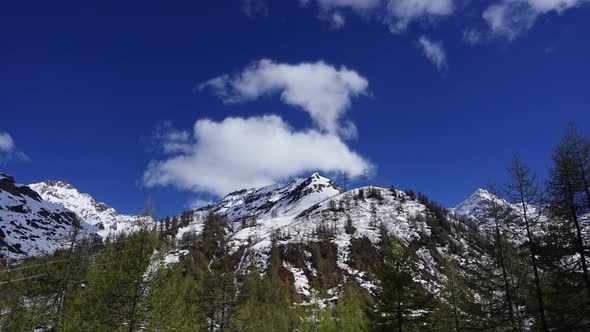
[1,124,590,331]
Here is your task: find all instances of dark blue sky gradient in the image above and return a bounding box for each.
[1,0,589,217]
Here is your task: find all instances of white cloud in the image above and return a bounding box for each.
[417,36,448,72]
[200,59,368,138]
[242,0,269,17]
[387,0,455,33]
[0,132,15,152]
[462,29,483,45]
[152,122,192,154]
[0,132,28,164]
[301,0,455,32]
[144,115,370,196]
[328,12,347,28]
[311,0,380,10]
[483,0,589,40]
[186,198,215,210]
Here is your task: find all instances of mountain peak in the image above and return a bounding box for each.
[472,188,493,198]
[30,180,141,237]
[192,173,342,223]
[0,173,85,258]
[40,180,76,190]
[454,188,508,225]
[309,172,322,179]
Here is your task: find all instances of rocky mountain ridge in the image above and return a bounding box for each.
[30,180,143,239]
[0,173,91,258]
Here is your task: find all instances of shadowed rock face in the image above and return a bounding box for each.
[0,174,41,202]
[0,173,84,258]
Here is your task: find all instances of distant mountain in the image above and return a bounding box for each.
[453,188,508,225]
[0,173,91,258]
[29,181,143,239]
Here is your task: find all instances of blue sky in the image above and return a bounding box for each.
[1,0,589,218]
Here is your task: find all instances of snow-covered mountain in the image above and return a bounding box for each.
[169,174,489,296]
[174,173,341,239]
[453,188,508,225]
[0,173,91,258]
[29,180,143,239]
[2,171,492,298]
[453,188,554,247]
[198,172,341,221]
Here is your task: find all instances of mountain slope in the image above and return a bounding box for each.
[168,175,490,298]
[174,173,342,240]
[0,173,90,258]
[30,181,143,239]
[199,172,342,222]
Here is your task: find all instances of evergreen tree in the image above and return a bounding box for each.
[333,283,371,332]
[228,240,297,332]
[372,238,434,331]
[542,126,590,329]
[487,185,520,330]
[146,263,199,331]
[64,199,159,331]
[505,154,549,331]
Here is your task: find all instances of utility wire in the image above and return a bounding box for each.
[0,233,228,274]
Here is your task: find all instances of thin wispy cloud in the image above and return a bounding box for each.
[0,133,15,153]
[251,0,590,51]
[300,0,455,33]
[242,0,269,18]
[483,0,590,41]
[462,29,483,45]
[325,12,346,29]
[417,36,448,72]
[186,198,215,210]
[0,132,28,164]
[387,0,455,33]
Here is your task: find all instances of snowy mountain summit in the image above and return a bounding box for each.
[0,174,89,258]
[197,172,342,223]
[453,188,509,225]
[30,180,143,239]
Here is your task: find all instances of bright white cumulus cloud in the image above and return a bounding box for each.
[483,0,590,40]
[143,115,370,197]
[417,36,448,71]
[200,59,368,138]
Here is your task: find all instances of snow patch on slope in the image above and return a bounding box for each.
[30,181,144,239]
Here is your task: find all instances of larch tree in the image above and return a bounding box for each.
[505,154,548,331]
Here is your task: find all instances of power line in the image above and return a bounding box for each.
[0,233,229,274]
[0,259,70,273]
[0,273,48,285]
